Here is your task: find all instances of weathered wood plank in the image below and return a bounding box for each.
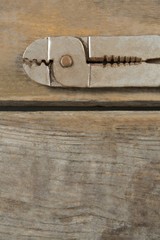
[0,111,159,239]
[0,0,160,106]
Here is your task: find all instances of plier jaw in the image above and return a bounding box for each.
[23,35,160,88]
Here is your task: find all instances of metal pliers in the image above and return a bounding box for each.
[23,36,160,88]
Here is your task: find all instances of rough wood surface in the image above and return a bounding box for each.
[0,111,159,239]
[0,0,160,106]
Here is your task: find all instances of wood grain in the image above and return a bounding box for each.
[0,0,160,106]
[0,111,160,239]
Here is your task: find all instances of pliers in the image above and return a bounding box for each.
[23,36,160,88]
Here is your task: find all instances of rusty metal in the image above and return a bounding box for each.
[60,55,73,68]
[87,55,142,66]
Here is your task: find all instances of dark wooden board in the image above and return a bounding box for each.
[0,111,159,239]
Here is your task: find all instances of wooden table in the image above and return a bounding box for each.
[0,1,160,239]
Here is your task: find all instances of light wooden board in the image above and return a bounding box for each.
[0,111,159,239]
[0,0,160,106]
